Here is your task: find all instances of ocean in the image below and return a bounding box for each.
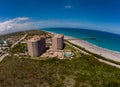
[40,28,120,52]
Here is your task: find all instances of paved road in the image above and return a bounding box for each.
[65,41,120,69]
[0,53,9,62]
[98,59,120,68]
[0,33,27,62]
[11,33,27,48]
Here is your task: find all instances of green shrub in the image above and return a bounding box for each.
[0,55,120,87]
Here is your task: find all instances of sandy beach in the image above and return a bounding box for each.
[64,36,120,62]
[49,31,120,62]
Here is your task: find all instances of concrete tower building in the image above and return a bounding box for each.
[27,36,46,57]
[52,34,64,50]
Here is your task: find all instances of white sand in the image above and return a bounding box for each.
[64,36,120,62]
[49,32,120,62]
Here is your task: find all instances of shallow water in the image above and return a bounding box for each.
[40,28,120,52]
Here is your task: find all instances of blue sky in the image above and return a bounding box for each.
[0,0,120,34]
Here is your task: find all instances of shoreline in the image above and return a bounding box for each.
[47,31,120,62]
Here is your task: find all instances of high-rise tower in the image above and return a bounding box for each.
[52,34,64,50]
[27,36,46,57]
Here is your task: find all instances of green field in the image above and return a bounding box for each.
[0,55,120,87]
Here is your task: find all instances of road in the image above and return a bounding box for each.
[65,41,89,55]
[0,33,27,62]
[65,41,120,69]
[11,33,27,48]
[98,59,120,68]
[0,53,9,62]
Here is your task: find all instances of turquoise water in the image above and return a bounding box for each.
[65,53,72,57]
[40,28,120,52]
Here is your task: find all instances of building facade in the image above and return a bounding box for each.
[52,34,64,50]
[27,36,46,57]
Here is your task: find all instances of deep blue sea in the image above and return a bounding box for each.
[40,28,120,52]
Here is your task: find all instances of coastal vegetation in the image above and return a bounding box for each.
[9,43,27,54]
[63,43,73,51]
[1,29,120,87]
[0,29,48,40]
[65,40,120,65]
[25,29,50,40]
[0,55,120,87]
[0,31,25,40]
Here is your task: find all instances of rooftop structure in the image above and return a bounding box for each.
[27,36,46,57]
[28,35,42,41]
[52,34,64,50]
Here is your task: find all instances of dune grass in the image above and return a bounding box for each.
[9,43,27,54]
[0,55,120,87]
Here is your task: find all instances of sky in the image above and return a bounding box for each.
[0,0,120,34]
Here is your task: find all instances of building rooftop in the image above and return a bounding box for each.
[28,35,45,42]
[54,34,64,38]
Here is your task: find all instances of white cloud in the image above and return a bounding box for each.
[0,17,120,35]
[0,17,61,35]
[64,5,72,9]
[0,17,33,35]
